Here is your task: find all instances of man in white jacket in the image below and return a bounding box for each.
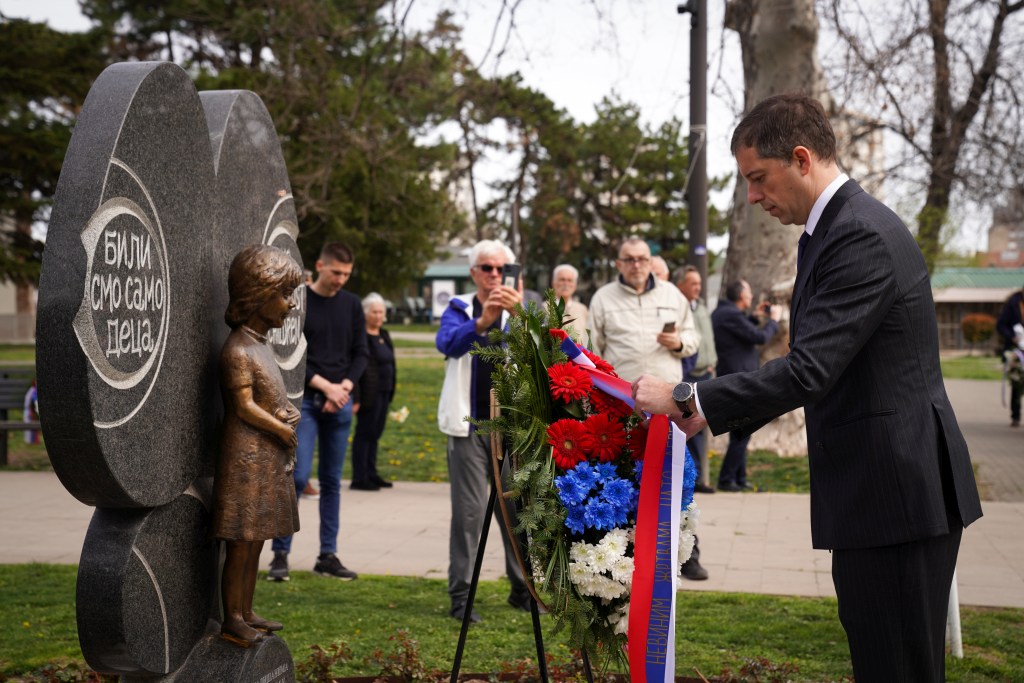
[435,239,529,623]
[589,238,698,382]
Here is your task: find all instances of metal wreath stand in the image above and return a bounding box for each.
[449,393,596,683]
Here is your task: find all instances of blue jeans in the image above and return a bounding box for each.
[272,396,352,556]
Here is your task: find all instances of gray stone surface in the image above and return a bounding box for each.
[199,90,306,413]
[76,488,215,676]
[37,62,215,508]
[160,630,294,683]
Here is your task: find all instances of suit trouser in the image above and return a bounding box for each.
[831,526,962,682]
[447,433,527,608]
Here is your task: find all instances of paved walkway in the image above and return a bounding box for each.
[1,376,1020,609]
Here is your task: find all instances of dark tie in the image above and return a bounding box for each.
[797,231,810,270]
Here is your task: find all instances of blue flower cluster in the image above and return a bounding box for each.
[555,461,639,535]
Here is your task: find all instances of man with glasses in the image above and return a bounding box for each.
[589,238,698,384]
[436,239,530,623]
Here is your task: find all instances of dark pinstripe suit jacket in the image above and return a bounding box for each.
[699,180,983,550]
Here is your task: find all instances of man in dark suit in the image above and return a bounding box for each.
[632,93,983,682]
[711,279,781,491]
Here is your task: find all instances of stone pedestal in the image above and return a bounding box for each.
[37,61,303,681]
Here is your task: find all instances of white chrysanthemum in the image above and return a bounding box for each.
[607,603,630,635]
[590,545,617,573]
[568,561,592,585]
[569,541,592,565]
[680,503,700,531]
[678,529,696,566]
[599,528,629,557]
[610,556,634,585]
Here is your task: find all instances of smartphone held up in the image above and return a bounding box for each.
[502,263,522,289]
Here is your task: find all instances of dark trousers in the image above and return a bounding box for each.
[832,526,962,682]
[718,430,751,487]
[351,392,390,484]
[1011,376,1022,422]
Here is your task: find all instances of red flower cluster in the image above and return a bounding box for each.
[582,348,617,377]
[585,413,627,462]
[547,419,594,469]
[548,362,593,403]
[589,388,632,421]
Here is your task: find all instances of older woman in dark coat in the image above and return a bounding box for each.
[350,293,396,490]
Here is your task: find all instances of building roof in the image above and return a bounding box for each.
[931,267,1024,289]
[931,267,1024,304]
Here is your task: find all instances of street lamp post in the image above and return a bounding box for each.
[678,0,708,288]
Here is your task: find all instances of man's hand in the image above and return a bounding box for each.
[656,330,681,350]
[670,412,708,438]
[476,285,523,333]
[323,382,351,411]
[631,374,680,416]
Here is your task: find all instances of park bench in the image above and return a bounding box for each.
[0,366,40,467]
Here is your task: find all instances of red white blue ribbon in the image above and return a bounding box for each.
[560,334,686,683]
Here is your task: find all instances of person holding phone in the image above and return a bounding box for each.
[435,239,530,623]
[588,237,698,384]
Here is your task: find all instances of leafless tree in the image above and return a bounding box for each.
[819,0,1024,272]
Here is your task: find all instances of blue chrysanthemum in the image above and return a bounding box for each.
[601,477,634,509]
[555,472,590,506]
[565,504,587,535]
[594,462,618,480]
[583,499,617,530]
[681,446,697,510]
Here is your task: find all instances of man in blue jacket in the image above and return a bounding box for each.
[436,239,529,623]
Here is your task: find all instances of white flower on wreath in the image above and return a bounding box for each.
[678,502,700,570]
[607,601,630,635]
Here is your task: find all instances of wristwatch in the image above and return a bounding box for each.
[672,382,696,418]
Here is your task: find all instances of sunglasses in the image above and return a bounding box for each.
[473,264,504,273]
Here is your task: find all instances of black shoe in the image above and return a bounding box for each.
[350,480,381,491]
[740,482,755,490]
[694,483,715,494]
[718,482,742,492]
[370,475,393,488]
[313,554,358,580]
[267,552,289,582]
[681,556,709,581]
[449,604,482,623]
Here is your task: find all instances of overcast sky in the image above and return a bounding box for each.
[1,0,990,254]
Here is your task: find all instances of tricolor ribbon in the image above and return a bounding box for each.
[557,332,686,683]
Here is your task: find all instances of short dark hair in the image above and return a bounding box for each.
[731,93,837,163]
[724,280,748,303]
[319,242,354,264]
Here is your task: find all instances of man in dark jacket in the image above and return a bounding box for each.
[996,283,1024,427]
[633,93,982,682]
[710,279,781,491]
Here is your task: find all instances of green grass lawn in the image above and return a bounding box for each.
[940,353,1005,381]
[3,564,1022,681]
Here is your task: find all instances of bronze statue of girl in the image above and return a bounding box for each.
[214,244,302,647]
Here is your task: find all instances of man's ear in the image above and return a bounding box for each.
[792,146,813,175]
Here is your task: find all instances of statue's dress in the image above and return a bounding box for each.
[213,329,300,540]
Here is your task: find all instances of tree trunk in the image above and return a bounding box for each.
[722,0,830,458]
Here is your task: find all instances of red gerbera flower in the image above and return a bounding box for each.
[546,419,593,469]
[589,389,632,421]
[547,362,593,403]
[582,348,617,377]
[625,423,648,461]
[585,412,628,462]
